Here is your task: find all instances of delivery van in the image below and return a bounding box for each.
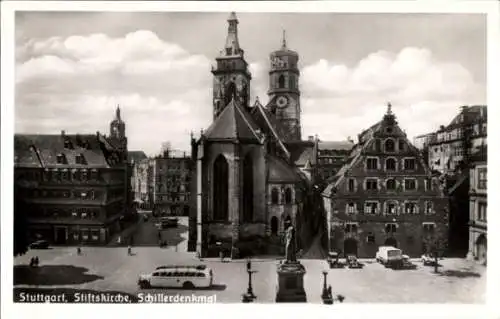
[375,246,403,268]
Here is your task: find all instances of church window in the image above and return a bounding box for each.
[278,75,285,89]
[243,154,253,222]
[284,188,292,204]
[271,187,279,204]
[213,155,229,221]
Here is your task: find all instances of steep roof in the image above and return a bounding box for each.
[286,141,316,166]
[14,134,111,168]
[446,105,487,128]
[204,98,262,143]
[267,155,302,183]
[318,141,354,151]
[128,151,148,163]
[250,102,290,158]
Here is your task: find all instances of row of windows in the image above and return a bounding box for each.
[71,228,101,242]
[270,187,293,204]
[25,189,99,200]
[343,222,436,234]
[32,208,101,220]
[342,201,435,215]
[366,157,416,171]
[42,169,101,183]
[346,178,432,192]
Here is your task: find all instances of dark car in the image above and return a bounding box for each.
[30,240,49,249]
[159,217,178,228]
[346,255,363,269]
[400,255,417,270]
[326,252,345,269]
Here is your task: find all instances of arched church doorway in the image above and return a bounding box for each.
[242,154,253,222]
[271,216,278,235]
[213,155,229,221]
[476,234,487,265]
[384,237,398,248]
[344,238,358,256]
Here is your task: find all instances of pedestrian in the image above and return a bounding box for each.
[327,285,332,298]
[219,250,224,263]
[34,256,39,267]
[77,246,82,255]
[117,236,122,245]
[29,257,34,267]
[127,245,132,256]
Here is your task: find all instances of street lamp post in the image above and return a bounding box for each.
[321,271,332,304]
[242,269,257,303]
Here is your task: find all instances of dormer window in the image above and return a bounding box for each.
[75,154,86,165]
[64,139,73,149]
[56,154,66,164]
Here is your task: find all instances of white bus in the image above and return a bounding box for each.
[138,265,213,289]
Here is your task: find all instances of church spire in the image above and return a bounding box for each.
[223,12,241,56]
[115,104,121,121]
[282,29,287,49]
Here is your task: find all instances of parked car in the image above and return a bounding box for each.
[138,264,213,289]
[421,254,436,266]
[346,255,363,269]
[400,255,417,270]
[158,217,178,229]
[326,252,344,269]
[29,240,49,249]
[376,246,403,268]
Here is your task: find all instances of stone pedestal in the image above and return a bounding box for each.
[275,261,307,303]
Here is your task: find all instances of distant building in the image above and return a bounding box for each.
[315,139,354,182]
[468,146,487,264]
[413,132,437,151]
[150,149,193,216]
[426,105,487,174]
[14,107,129,245]
[322,104,449,258]
[128,151,148,208]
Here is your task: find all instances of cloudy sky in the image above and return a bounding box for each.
[15,11,486,156]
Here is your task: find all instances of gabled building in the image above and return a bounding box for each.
[322,104,449,258]
[14,107,129,245]
[188,13,327,258]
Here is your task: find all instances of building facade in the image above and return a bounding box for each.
[150,150,193,216]
[129,151,149,208]
[188,13,329,258]
[468,146,487,264]
[14,107,129,245]
[322,105,449,258]
[426,105,487,174]
[315,139,354,182]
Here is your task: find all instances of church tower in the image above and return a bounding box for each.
[211,12,252,119]
[109,105,127,162]
[267,31,301,141]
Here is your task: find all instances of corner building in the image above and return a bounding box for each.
[322,105,449,258]
[189,13,318,258]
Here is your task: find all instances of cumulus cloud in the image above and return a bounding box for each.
[16,30,213,155]
[16,31,485,156]
[300,47,484,143]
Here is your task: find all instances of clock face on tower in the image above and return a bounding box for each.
[276,95,288,108]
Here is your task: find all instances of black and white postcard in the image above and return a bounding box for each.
[1,1,499,319]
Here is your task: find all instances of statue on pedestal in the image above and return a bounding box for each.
[285,225,297,263]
